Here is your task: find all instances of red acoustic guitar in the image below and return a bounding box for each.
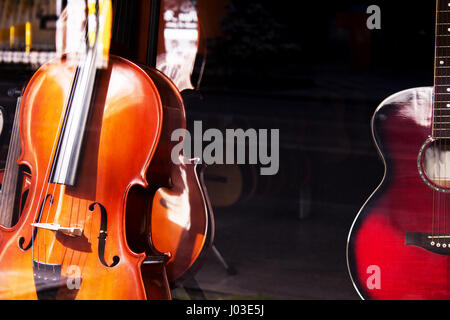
[347,0,450,299]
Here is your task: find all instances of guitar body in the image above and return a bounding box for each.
[346,86,450,299]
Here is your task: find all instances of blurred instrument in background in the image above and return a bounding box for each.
[156,0,203,91]
[0,95,31,228]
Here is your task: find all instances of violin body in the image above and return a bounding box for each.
[0,55,163,299]
[346,87,450,299]
[126,66,213,285]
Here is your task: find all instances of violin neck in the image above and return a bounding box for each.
[49,0,112,186]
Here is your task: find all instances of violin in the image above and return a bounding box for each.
[0,0,165,299]
[126,64,213,286]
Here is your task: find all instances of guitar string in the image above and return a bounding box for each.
[439,2,443,245]
[437,1,447,245]
[436,0,444,245]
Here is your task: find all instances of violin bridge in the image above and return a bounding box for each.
[31,223,83,237]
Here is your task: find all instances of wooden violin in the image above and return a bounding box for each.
[0,95,31,228]
[132,65,213,285]
[0,0,165,299]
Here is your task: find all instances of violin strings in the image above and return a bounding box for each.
[0,100,21,225]
[41,1,98,269]
[31,46,86,265]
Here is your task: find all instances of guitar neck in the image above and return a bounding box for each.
[434,0,450,138]
[433,0,450,139]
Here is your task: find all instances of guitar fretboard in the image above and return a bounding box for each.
[434,0,450,137]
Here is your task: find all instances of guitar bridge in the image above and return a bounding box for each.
[405,232,450,255]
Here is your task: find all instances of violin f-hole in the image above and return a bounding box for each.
[19,194,53,251]
[88,202,120,268]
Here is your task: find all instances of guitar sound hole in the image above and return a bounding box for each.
[421,138,450,190]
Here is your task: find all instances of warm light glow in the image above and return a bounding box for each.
[9,26,14,49]
[25,22,32,53]
[87,0,98,48]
